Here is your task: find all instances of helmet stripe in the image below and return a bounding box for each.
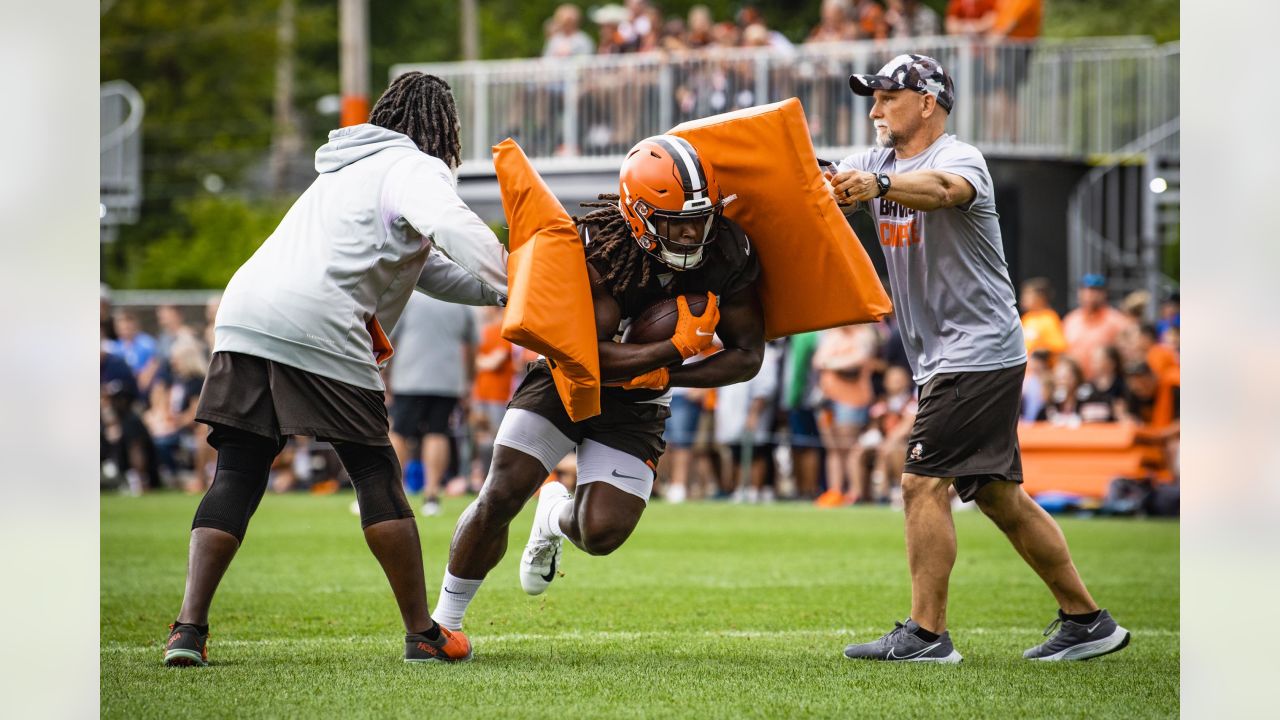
[668,135,707,198]
[651,135,701,201]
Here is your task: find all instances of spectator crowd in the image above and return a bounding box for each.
[541,0,1035,58]
[522,1,1044,154]
[650,272,1179,509]
[104,269,1179,512]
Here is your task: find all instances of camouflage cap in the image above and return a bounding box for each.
[849,54,955,113]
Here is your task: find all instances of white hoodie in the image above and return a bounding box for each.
[214,124,508,391]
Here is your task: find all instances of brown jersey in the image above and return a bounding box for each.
[581,216,761,403]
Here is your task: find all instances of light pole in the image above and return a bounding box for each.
[340,0,369,127]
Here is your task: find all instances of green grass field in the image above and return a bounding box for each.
[102,493,1178,718]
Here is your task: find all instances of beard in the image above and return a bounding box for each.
[874,125,897,149]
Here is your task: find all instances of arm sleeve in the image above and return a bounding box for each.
[384,156,510,297]
[932,142,993,213]
[415,250,507,306]
[835,149,875,174]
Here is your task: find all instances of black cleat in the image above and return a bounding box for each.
[164,623,209,667]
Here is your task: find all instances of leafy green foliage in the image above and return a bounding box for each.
[1046,0,1179,43]
[118,195,288,289]
[101,0,335,287]
[103,493,1179,717]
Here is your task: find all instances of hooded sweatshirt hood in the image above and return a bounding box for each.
[315,123,420,174]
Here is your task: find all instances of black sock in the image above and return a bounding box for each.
[413,621,441,641]
[1060,609,1102,625]
[176,621,209,635]
[910,623,940,643]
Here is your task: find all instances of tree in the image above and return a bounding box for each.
[101,0,336,288]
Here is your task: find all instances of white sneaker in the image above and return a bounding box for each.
[421,499,442,517]
[519,482,569,595]
[666,483,687,504]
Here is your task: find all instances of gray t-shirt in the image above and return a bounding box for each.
[387,292,478,397]
[838,134,1025,384]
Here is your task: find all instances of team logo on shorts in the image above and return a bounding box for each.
[910,442,924,461]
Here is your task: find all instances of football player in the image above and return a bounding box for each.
[432,135,766,638]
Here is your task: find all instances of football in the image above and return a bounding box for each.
[621,293,710,346]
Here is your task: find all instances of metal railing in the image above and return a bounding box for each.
[392,36,1179,174]
[1068,118,1180,312]
[101,80,145,232]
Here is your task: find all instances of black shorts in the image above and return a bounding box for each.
[904,363,1026,502]
[508,360,670,467]
[196,351,390,446]
[390,394,458,438]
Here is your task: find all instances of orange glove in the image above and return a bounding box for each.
[670,292,720,359]
[621,366,670,391]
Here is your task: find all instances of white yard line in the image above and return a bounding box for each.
[108,626,1177,653]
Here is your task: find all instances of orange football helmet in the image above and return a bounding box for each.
[618,135,736,271]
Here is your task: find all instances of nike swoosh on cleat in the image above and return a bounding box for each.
[887,642,941,660]
[541,555,557,583]
[612,469,644,481]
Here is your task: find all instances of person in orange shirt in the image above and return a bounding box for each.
[989,0,1041,40]
[469,306,515,491]
[1136,324,1178,377]
[1020,277,1067,360]
[945,0,996,36]
[1062,274,1135,377]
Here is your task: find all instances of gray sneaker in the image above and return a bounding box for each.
[843,619,963,663]
[1023,609,1130,661]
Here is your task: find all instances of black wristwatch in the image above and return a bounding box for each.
[875,173,892,198]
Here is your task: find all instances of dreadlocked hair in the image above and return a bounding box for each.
[369,72,463,170]
[575,194,657,296]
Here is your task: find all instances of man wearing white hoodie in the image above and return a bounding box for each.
[163,73,506,667]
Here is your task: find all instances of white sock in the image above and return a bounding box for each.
[540,485,573,540]
[435,571,483,631]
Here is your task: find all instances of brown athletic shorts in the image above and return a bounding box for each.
[196,351,390,446]
[903,363,1026,502]
[507,360,670,467]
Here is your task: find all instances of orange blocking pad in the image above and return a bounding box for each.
[671,98,892,339]
[492,138,601,421]
[1018,423,1145,499]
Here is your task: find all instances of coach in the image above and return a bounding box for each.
[828,54,1129,663]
